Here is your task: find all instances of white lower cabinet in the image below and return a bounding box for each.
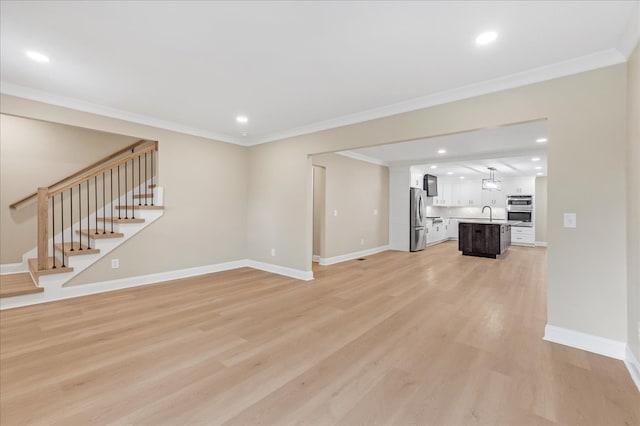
[511,226,535,246]
[447,219,458,240]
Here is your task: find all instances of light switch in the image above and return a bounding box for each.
[564,213,577,228]
[333,209,338,217]
[373,209,378,215]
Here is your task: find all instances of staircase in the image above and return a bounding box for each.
[1,140,164,307]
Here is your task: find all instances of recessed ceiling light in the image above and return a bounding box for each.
[241,132,248,137]
[537,172,543,176]
[475,31,498,45]
[430,165,437,169]
[531,157,541,162]
[236,115,248,124]
[25,51,49,63]
[438,149,447,154]
[536,138,548,143]
[535,166,542,170]
[447,172,454,175]
[459,176,465,179]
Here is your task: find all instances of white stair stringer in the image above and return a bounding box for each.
[2,185,163,306]
[40,209,163,291]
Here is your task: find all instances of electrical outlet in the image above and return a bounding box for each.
[111,259,119,269]
[333,209,338,217]
[563,213,577,228]
[373,209,378,215]
[360,238,365,246]
[270,248,276,257]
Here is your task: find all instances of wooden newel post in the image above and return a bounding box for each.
[37,188,49,270]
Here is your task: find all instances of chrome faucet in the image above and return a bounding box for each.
[482,205,493,222]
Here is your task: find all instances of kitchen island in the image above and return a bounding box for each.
[458,219,521,258]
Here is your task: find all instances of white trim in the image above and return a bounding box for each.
[0,262,28,275]
[2,48,627,147]
[318,245,390,266]
[246,260,314,281]
[543,324,626,360]
[625,346,640,392]
[0,82,242,145]
[335,151,389,167]
[0,258,314,310]
[535,241,548,247]
[247,49,626,145]
[312,255,321,263]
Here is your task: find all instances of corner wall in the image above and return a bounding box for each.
[311,153,389,259]
[535,177,548,243]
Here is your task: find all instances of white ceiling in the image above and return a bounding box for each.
[1,1,638,146]
[341,120,548,177]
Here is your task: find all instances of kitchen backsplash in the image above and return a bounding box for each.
[428,206,507,219]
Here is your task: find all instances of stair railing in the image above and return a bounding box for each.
[32,141,158,271]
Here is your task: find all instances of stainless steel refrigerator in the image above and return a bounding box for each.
[410,188,427,251]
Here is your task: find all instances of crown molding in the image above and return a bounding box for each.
[0,82,247,146]
[617,1,640,59]
[246,48,626,145]
[1,48,628,148]
[335,151,389,167]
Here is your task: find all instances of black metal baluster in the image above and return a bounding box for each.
[138,155,142,206]
[70,186,74,252]
[94,176,98,235]
[110,169,114,233]
[117,165,121,220]
[86,180,91,249]
[52,196,56,269]
[78,183,83,251]
[151,149,155,206]
[144,152,148,206]
[124,162,128,219]
[60,192,66,267]
[102,173,106,234]
[131,158,135,219]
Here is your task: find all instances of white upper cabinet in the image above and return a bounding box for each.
[481,188,506,207]
[503,177,535,196]
[455,180,481,206]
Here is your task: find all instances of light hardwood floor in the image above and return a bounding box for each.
[1,242,638,425]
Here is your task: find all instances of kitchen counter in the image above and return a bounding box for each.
[456,219,522,225]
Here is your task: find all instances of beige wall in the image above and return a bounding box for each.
[0,114,139,263]
[0,95,249,285]
[535,177,548,243]
[312,166,325,257]
[246,64,628,342]
[311,154,389,258]
[627,43,640,362]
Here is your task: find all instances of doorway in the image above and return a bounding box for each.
[312,165,326,262]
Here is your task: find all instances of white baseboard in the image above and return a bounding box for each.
[0,262,28,274]
[535,241,548,247]
[625,346,640,392]
[543,324,626,360]
[312,255,320,263]
[0,258,314,310]
[318,245,390,266]
[246,260,314,281]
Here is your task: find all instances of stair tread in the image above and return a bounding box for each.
[116,205,164,210]
[97,217,145,224]
[28,257,74,279]
[75,229,125,239]
[55,242,100,256]
[0,273,42,298]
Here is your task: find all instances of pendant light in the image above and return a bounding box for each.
[482,167,502,191]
